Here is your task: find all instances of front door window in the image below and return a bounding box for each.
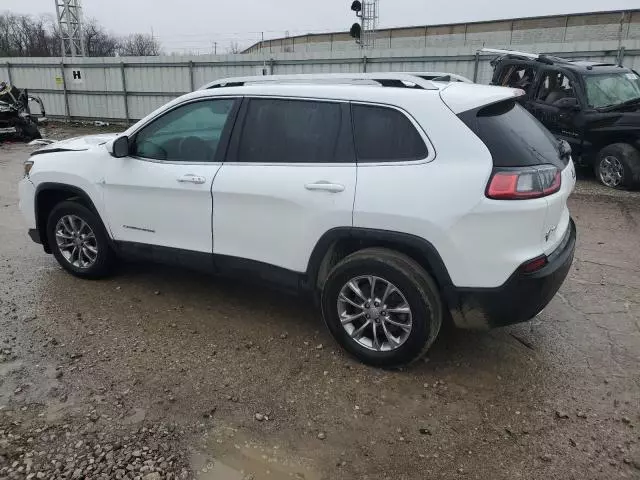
[536,71,576,106]
[133,99,236,162]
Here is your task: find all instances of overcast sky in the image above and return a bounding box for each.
[3,0,639,53]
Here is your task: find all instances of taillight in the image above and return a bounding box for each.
[486,165,561,200]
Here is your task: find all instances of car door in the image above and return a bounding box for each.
[211,97,356,280]
[529,69,582,147]
[102,97,240,254]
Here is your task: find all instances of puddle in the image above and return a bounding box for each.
[191,428,320,480]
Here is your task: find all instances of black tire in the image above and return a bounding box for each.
[46,200,115,279]
[595,143,640,189]
[321,248,443,367]
[17,120,41,141]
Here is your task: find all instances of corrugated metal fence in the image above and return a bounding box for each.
[2,39,639,123]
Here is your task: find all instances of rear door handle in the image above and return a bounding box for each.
[177,174,206,185]
[305,181,345,193]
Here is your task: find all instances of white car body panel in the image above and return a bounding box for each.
[212,163,356,272]
[18,178,36,229]
[439,83,524,114]
[25,149,113,234]
[543,159,576,255]
[102,159,221,253]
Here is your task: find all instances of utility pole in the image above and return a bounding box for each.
[55,0,86,57]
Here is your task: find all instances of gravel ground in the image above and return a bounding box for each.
[0,125,639,480]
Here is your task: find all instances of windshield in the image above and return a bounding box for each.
[584,72,640,108]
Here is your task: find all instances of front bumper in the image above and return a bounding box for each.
[448,218,576,330]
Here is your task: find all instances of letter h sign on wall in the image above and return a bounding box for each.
[71,69,83,84]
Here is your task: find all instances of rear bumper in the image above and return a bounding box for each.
[448,218,576,330]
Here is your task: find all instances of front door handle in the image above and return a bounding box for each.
[305,181,345,193]
[177,174,206,185]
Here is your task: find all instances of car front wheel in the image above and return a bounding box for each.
[46,200,115,279]
[321,248,443,367]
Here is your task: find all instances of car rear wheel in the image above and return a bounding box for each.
[595,143,640,189]
[321,248,442,367]
[46,200,115,279]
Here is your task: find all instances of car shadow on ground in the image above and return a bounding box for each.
[100,258,548,378]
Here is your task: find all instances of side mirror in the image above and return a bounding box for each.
[554,97,579,111]
[111,135,130,158]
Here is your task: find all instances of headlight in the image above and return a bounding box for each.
[24,160,34,177]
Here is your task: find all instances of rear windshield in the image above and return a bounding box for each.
[458,100,565,168]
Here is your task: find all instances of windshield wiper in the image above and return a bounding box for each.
[598,96,640,111]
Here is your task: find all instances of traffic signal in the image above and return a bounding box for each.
[350,23,362,39]
[349,1,363,43]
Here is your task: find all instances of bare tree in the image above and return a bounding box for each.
[83,18,119,57]
[0,11,160,58]
[227,41,242,54]
[118,33,162,56]
[0,12,58,57]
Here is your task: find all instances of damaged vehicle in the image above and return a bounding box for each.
[0,81,46,142]
[484,48,640,189]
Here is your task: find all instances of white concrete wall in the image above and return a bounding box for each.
[247,11,640,54]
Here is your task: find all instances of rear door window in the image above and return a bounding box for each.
[237,98,345,163]
[352,104,427,162]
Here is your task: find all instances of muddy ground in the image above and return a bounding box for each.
[0,124,639,480]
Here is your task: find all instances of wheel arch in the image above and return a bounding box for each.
[34,182,102,253]
[591,134,640,157]
[306,227,454,300]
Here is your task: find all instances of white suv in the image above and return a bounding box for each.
[19,74,576,367]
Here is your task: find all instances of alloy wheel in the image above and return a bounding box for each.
[337,275,413,352]
[599,156,624,187]
[55,214,99,269]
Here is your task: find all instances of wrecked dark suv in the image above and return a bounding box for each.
[486,49,640,189]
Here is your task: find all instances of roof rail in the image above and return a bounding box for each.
[199,73,445,91]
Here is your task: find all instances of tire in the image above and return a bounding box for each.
[595,143,640,189]
[17,120,41,141]
[321,248,443,367]
[46,200,115,279]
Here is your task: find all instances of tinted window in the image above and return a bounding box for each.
[352,104,427,162]
[134,99,236,162]
[459,100,564,168]
[238,99,342,163]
